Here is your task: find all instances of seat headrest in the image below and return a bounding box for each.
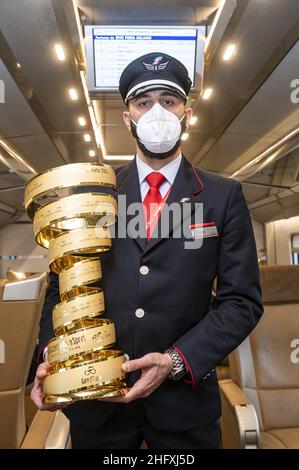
[260,265,299,304]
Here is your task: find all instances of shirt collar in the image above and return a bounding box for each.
[136,153,182,186]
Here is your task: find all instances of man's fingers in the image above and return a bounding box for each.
[96,384,148,403]
[31,386,43,407]
[30,360,74,412]
[97,387,130,403]
[118,377,150,403]
[31,385,72,411]
[122,354,154,373]
[100,353,168,403]
[36,362,50,381]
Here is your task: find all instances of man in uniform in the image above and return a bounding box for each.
[31,52,263,449]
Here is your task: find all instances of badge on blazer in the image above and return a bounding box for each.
[189,222,218,239]
[180,197,190,203]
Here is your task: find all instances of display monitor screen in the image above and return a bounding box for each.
[84,25,205,95]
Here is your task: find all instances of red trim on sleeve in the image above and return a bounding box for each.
[172,345,196,390]
[38,344,48,365]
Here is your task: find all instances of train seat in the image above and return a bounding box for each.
[0,272,70,449]
[216,357,230,381]
[220,265,299,449]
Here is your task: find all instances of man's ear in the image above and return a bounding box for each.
[184,107,193,130]
[123,111,131,131]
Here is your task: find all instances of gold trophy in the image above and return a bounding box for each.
[24,163,127,403]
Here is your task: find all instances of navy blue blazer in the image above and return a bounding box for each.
[39,155,263,431]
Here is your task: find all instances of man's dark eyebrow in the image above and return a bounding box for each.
[132,93,151,102]
[160,91,181,98]
[132,91,182,102]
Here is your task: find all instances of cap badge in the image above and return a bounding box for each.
[143,56,169,71]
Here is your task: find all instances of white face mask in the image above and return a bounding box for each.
[130,103,185,154]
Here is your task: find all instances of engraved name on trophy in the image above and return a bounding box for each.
[24,163,127,403]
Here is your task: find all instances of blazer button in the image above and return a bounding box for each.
[135,308,145,318]
[139,265,149,275]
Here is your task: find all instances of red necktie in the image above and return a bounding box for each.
[143,172,166,240]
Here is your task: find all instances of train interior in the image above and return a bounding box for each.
[0,0,299,450]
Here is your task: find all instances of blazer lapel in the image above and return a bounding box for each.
[116,158,147,251]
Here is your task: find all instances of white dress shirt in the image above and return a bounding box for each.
[136,153,182,201]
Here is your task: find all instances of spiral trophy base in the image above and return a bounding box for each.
[43,369,128,404]
[43,348,127,403]
[44,390,127,404]
[24,163,127,402]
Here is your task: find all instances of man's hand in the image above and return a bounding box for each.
[31,361,72,412]
[99,352,173,403]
